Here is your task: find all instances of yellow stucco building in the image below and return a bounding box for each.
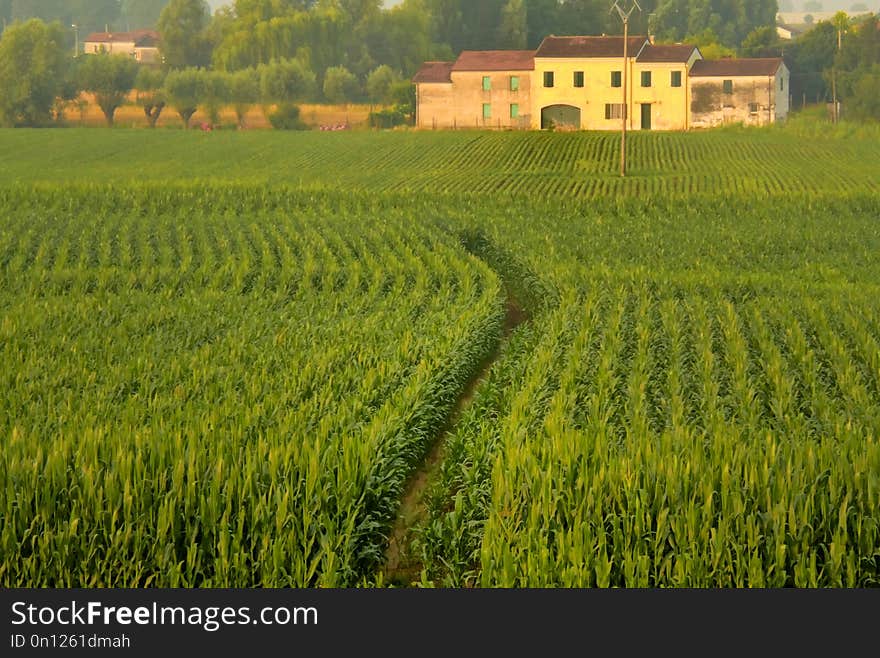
[414,35,789,131]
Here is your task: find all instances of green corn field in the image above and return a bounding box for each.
[1,129,879,587]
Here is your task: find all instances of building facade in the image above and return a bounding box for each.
[414,36,789,131]
[413,51,534,129]
[689,59,790,128]
[83,30,161,64]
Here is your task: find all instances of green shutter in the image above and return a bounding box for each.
[482,76,491,91]
[544,71,554,88]
[671,71,682,88]
[483,103,491,119]
[611,71,622,88]
[641,71,651,87]
[510,76,519,91]
[723,80,733,94]
[510,103,519,119]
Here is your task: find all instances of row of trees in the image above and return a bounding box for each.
[0,1,167,36]
[739,12,880,120]
[0,19,412,128]
[1,0,781,77]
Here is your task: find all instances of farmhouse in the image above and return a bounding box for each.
[83,30,161,64]
[414,35,790,131]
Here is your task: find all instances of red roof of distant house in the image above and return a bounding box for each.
[84,30,160,47]
[637,43,700,63]
[452,50,535,72]
[690,58,785,77]
[535,36,648,58]
[413,61,454,83]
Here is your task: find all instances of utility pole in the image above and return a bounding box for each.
[832,12,847,124]
[611,1,641,178]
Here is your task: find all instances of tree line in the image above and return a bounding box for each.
[0,18,414,128]
[741,11,880,120]
[1,1,879,126]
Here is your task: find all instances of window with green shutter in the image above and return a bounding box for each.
[482,76,491,91]
[544,71,554,88]
[611,71,622,88]
[573,71,584,88]
[510,103,519,119]
[510,76,519,91]
[483,103,491,119]
[641,71,652,87]
[723,79,733,94]
[671,71,682,88]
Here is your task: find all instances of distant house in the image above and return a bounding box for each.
[413,36,789,131]
[690,59,790,128]
[83,30,161,64]
[776,24,806,41]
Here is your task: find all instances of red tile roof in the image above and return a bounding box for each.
[637,43,700,63]
[412,61,454,83]
[452,50,535,72]
[84,30,160,46]
[535,36,649,58]
[690,58,785,77]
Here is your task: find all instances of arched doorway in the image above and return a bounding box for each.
[541,105,581,130]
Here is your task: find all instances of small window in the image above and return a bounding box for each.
[611,71,622,88]
[671,71,682,88]
[749,102,760,114]
[510,103,519,119]
[573,71,585,88]
[779,76,784,91]
[544,71,555,88]
[510,76,519,92]
[482,103,491,119]
[604,103,626,120]
[482,76,491,92]
[641,71,652,88]
[723,79,733,94]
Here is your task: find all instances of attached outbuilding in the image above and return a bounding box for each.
[689,58,790,128]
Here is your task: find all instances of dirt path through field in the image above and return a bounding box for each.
[381,293,528,587]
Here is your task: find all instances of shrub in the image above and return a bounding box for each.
[268,103,308,130]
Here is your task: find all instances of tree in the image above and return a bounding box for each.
[199,69,227,125]
[165,67,201,127]
[323,65,359,104]
[689,28,735,60]
[366,64,399,104]
[0,18,67,127]
[652,0,777,47]
[740,26,784,58]
[258,58,317,104]
[77,54,139,126]
[121,0,168,30]
[136,66,166,127]
[158,0,213,69]
[227,68,259,127]
[845,65,880,120]
[498,0,527,49]
[785,21,836,104]
[11,0,121,36]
